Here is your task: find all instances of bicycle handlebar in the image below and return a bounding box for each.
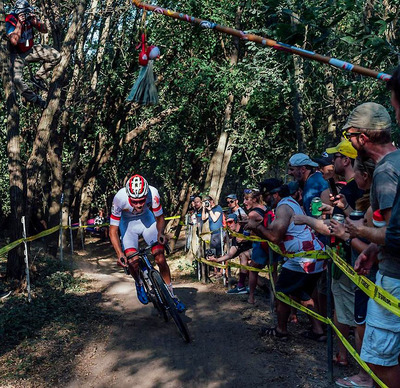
[128,242,171,258]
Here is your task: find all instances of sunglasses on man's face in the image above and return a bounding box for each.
[227,200,235,204]
[342,130,362,141]
[130,198,146,205]
[226,220,235,224]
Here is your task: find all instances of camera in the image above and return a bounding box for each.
[205,248,216,257]
[204,200,210,208]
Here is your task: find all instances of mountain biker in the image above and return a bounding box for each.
[109,174,185,312]
[6,0,61,108]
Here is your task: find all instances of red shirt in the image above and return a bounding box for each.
[6,13,35,53]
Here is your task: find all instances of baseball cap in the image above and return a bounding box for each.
[226,213,238,222]
[289,153,318,167]
[342,102,391,131]
[226,194,237,200]
[326,140,358,159]
[313,152,333,167]
[259,178,283,195]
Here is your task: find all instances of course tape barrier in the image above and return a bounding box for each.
[194,253,387,388]
[226,229,400,318]
[327,247,400,319]
[0,213,184,259]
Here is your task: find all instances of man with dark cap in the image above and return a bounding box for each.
[226,193,245,221]
[209,213,252,294]
[6,0,61,108]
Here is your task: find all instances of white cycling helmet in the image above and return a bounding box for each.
[125,174,149,199]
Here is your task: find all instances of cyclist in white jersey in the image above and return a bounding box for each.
[109,174,185,311]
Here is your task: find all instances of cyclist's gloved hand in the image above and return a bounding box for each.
[158,233,166,245]
[117,255,128,268]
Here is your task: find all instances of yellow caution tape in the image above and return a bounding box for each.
[327,247,400,318]
[328,317,388,388]
[228,230,329,259]
[196,254,386,388]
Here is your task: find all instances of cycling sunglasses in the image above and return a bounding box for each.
[129,198,146,205]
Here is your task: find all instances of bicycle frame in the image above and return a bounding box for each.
[128,247,190,343]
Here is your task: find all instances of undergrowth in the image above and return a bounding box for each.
[0,254,109,386]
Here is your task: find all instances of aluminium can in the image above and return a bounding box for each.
[332,214,345,224]
[349,210,364,221]
[311,197,323,217]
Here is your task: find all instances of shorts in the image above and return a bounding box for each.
[251,242,268,266]
[317,270,327,295]
[332,275,355,327]
[354,288,369,325]
[360,271,400,366]
[361,324,400,366]
[210,232,223,257]
[276,268,321,301]
[119,211,158,253]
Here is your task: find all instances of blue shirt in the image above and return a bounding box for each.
[209,205,223,234]
[302,171,328,217]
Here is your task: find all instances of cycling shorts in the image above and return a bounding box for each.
[119,210,158,252]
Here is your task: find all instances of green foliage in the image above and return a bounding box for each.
[2,0,400,220]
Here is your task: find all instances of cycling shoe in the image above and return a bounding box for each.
[173,296,186,312]
[135,283,149,305]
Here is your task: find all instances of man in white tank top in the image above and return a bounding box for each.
[247,184,326,341]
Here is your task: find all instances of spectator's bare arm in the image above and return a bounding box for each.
[253,204,292,244]
[293,214,330,235]
[346,208,391,245]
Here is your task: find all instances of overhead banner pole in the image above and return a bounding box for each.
[131,0,391,82]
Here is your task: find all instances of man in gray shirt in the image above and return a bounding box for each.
[344,100,400,386]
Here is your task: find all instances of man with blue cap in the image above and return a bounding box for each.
[288,152,328,216]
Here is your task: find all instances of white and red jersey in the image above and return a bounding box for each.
[110,185,163,227]
[276,197,325,274]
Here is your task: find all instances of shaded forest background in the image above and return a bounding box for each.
[0,0,399,279]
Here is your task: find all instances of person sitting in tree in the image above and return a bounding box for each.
[6,0,61,109]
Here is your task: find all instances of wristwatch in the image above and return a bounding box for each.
[345,238,352,247]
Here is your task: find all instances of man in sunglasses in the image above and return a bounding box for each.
[109,174,185,311]
[226,194,245,221]
[343,98,400,385]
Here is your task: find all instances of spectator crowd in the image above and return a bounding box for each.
[185,66,400,388]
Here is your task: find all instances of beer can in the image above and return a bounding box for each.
[311,197,323,217]
[243,230,250,237]
[332,214,345,224]
[349,210,364,221]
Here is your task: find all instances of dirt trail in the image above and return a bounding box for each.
[64,240,343,388]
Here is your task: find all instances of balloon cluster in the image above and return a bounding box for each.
[139,43,160,66]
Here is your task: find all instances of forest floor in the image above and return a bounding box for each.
[0,236,360,388]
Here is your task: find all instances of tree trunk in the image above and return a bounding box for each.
[25,0,88,245]
[291,12,306,152]
[1,1,25,281]
[324,67,339,144]
[205,4,243,202]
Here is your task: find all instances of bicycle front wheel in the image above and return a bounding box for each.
[140,271,168,322]
[150,270,191,343]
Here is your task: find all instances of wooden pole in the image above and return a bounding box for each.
[131,0,391,82]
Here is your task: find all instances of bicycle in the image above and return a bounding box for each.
[123,245,191,343]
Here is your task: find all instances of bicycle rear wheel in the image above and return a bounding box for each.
[150,270,191,343]
[140,272,168,322]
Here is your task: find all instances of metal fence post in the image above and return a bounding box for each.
[80,219,85,250]
[59,194,64,261]
[69,215,74,255]
[21,216,31,303]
